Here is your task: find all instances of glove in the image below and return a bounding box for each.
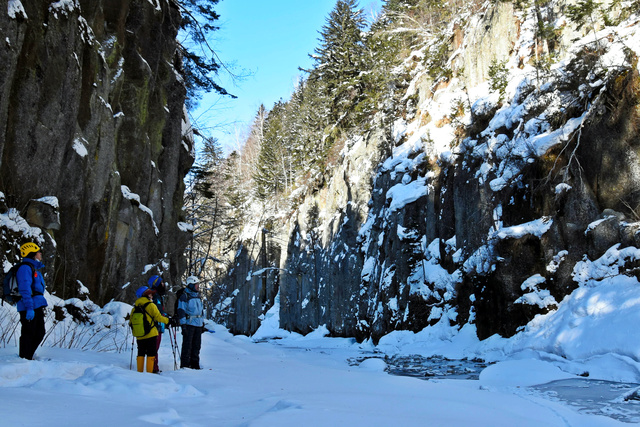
[26,309,34,321]
[169,316,178,328]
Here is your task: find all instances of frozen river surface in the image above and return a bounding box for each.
[352,354,640,424]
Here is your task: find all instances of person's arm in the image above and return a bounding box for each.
[16,265,34,312]
[147,301,168,324]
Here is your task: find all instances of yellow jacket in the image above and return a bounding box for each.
[132,296,169,340]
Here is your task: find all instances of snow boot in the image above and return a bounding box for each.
[137,356,144,373]
[146,356,155,373]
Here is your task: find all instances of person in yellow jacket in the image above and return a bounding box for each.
[131,286,169,373]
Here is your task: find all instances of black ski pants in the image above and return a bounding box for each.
[180,325,202,369]
[19,307,46,360]
[136,336,158,357]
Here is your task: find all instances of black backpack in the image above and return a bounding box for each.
[173,287,185,316]
[1,262,36,305]
[130,301,153,337]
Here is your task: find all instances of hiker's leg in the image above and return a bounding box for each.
[180,326,194,368]
[148,335,159,373]
[138,337,155,373]
[153,333,162,372]
[136,339,145,372]
[137,356,145,372]
[19,311,37,360]
[32,308,46,356]
[146,356,155,372]
[190,327,202,369]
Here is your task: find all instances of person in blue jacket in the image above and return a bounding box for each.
[148,275,168,373]
[177,276,204,369]
[16,242,48,360]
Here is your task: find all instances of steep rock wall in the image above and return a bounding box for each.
[278,127,388,338]
[0,0,192,303]
[222,1,640,343]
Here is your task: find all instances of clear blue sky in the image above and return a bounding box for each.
[191,0,384,154]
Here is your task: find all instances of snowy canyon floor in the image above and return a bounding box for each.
[0,324,637,426]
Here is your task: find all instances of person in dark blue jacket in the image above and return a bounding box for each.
[177,276,204,369]
[148,275,168,373]
[16,242,48,360]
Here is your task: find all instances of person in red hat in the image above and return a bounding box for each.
[130,286,168,373]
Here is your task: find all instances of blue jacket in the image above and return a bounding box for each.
[152,293,167,333]
[16,258,47,312]
[177,287,204,327]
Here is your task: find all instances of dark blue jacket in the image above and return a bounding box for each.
[152,293,167,333]
[16,258,47,312]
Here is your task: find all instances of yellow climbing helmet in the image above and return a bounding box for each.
[20,242,41,258]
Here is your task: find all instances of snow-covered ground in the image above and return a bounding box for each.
[0,326,631,427]
[2,263,640,426]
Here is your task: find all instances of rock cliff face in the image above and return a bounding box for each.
[223,1,640,342]
[0,0,192,303]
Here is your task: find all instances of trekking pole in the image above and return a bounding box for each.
[173,326,181,361]
[168,325,178,370]
[168,329,174,370]
[129,334,135,370]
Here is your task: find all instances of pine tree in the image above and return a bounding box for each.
[288,78,331,175]
[377,0,465,32]
[176,0,236,109]
[253,102,294,200]
[380,0,421,17]
[309,0,367,124]
[218,151,250,251]
[184,137,224,277]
